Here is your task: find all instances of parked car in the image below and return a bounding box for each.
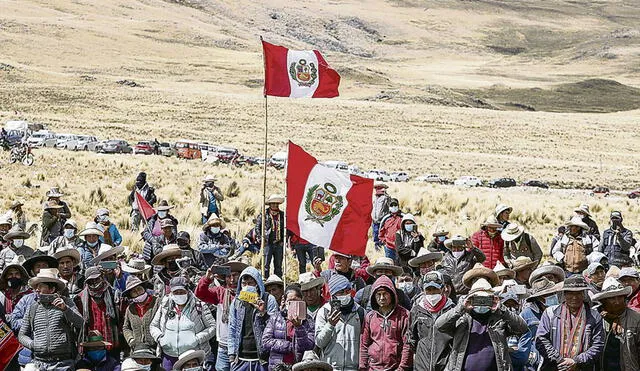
[415,174,442,183]
[523,180,549,189]
[26,130,56,147]
[270,151,287,169]
[454,176,482,187]
[216,147,239,163]
[390,172,409,182]
[74,135,100,151]
[489,178,517,188]
[134,141,154,155]
[99,139,132,154]
[159,142,176,157]
[592,186,610,197]
[323,160,349,172]
[367,169,391,182]
[628,190,640,199]
[54,134,77,149]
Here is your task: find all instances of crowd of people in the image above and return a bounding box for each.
[0,174,639,371]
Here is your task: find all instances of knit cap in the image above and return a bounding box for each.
[328,274,351,296]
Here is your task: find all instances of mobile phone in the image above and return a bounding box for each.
[287,301,307,321]
[39,294,58,305]
[213,265,231,277]
[315,246,325,262]
[471,296,494,307]
[330,299,341,311]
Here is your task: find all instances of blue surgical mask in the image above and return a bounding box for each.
[210,227,221,234]
[87,349,107,362]
[137,364,152,371]
[158,211,168,218]
[544,294,559,307]
[389,206,399,213]
[473,306,491,314]
[437,236,446,242]
[405,224,415,232]
[63,228,75,239]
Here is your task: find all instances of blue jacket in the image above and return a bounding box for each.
[512,301,544,371]
[11,292,36,365]
[99,224,122,246]
[228,267,278,360]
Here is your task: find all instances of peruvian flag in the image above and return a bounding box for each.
[286,142,373,256]
[262,40,340,98]
[135,191,156,222]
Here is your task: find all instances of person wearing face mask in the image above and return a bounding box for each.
[76,330,122,371]
[173,349,206,371]
[128,344,162,371]
[91,244,128,300]
[536,275,604,371]
[95,208,123,247]
[395,214,425,268]
[409,271,454,371]
[436,277,528,371]
[199,175,225,225]
[0,225,34,271]
[77,222,108,268]
[151,244,184,298]
[142,200,179,243]
[409,248,443,279]
[397,268,419,303]
[144,218,178,265]
[123,276,158,351]
[573,204,600,241]
[128,172,157,232]
[427,227,450,254]
[597,211,634,268]
[75,266,122,358]
[198,214,237,267]
[0,255,32,322]
[377,198,403,262]
[316,274,365,371]
[552,217,599,276]
[471,215,505,269]
[355,257,412,312]
[316,252,368,296]
[298,273,326,321]
[45,187,71,225]
[255,194,286,278]
[40,200,64,247]
[263,285,315,369]
[47,219,82,255]
[176,231,207,272]
[593,277,640,370]
[371,182,391,251]
[440,235,486,296]
[53,246,85,298]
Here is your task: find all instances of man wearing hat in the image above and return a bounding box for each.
[493,261,516,287]
[501,223,542,269]
[40,200,63,245]
[292,350,332,371]
[619,267,640,312]
[317,251,367,296]
[142,199,179,243]
[378,198,403,262]
[255,194,285,278]
[536,275,604,370]
[529,262,565,285]
[427,226,450,253]
[0,225,34,271]
[409,271,455,371]
[440,235,486,295]
[198,214,236,267]
[436,277,528,371]
[574,203,600,240]
[128,171,157,232]
[549,225,566,256]
[19,268,84,371]
[7,199,27,230]
[122,258,152,281]
[552,216,600,276]
[199,174,224,225]
[372,182,391,250]
[495,204,513,230]
[409,248,443,277]
[511,256,538,289]
[54,246,84,298]
[173,349,205,370]
[396,213,425,268]
[143,217,178,265]
[0,255,31,320]
[0,214,13,250]
[355,257,412,312]
[45,187,71,223]
[77,222,108,268]
[129,344,161,371]
[47,219,82,255]
[264,274,285,306]
[76,330,121,371]
[150,244,184,297]
[195,259,248,371]
[597,211,634,267]
[471,215,505,269]
[298,272,326,320]
[91,244,127,295]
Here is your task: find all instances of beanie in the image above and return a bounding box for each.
[328,274,350,296]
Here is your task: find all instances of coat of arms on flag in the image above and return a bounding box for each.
[305,182,344,226]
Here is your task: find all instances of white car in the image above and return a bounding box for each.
[54,134,77,149]
[390,172,409,182]
[415,174,442,183]
[65,135,99,151]
[454,175,483,187]
[322,160,349,172]
[367,169,391,182]
[27,130,56,147]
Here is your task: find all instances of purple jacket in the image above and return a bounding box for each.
[262,310,315,369]
[535,304,604,371]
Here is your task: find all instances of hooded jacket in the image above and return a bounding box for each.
[228,266,278,361]
[409,297,455,371]
[471,229,505,269]
[315,299,364,371]
[378,212,403,250]
[395,218,425,267]
[359,276,412,371]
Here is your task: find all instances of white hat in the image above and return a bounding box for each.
[408,248,443,267]
[28,268,65,292]
[501,223,525,242]
[172,350,205,370]
[574,204,591,217]
[90,244,124,265]
[467,278,494,297]
[265,194,285,205]
[493,261,515,279]
[592,277,632,301]
[79,222,104,237]
[566,216,589,231]
[495,204,512,218]
[298,272,324,291]
[121,358,146,371]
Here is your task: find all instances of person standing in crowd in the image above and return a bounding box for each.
[265,275,285,307]
[0,255,31,322]
[76,330,122,371]
[40,200,64,246]
[426,226,449,253]
[472,215,505,269]
[552,217,599,277]
[315,275,365,371]
[619,267,640,312]
[359,275,411,371]
[150,276,215,370]
[549,226,566,256]
[143,218,178,265]
[290,232,321,275]
[255,194,285,278]
[45,187,71,224]
[493,261,516,287]
[501,223,542,268]
[176,231,206,272]
[536,275,604,371]
[199,214,236,267]
[228,266,278,370]
[317,251,367,294]
[584,262,606,295]
[199,175,224,224]
[143,200,179,242]
[173,350,206,371]
[355,257,412,311]
[7,200,27,230]
[495,204,512,229]
[0,215,13,250]
[298,272,326,321]
[263,285,315,368]
[19,268,84,371]
[371,182,391,250]
[0,225,34,270]
[529,262,565,285]
[128,345,162,371]
[47,219,82,255]
[409,271,454,371]
[54,246,85,298]
[150,244,183,297]
[574,204,600,240]
[378,198,403,262]
[91,244,127,298]
[77,222,108,268]
[436,276,528,371]
[122,275,158,351]
[440,235,486,295]
[122,258,152,282]
[128,172,157,232]
[592,277,640,370]
[231,226,260,260]
[95,208,123,247]
[511,256,537,288]
[597,211,634,267]
[397,268,420,303]
[395,213,425,268]
[408,248,443,278]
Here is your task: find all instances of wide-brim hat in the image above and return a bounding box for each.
[3,226,30,241]
[593,277,633,301]
[408,248,443,267]
[122,258,152,274]
[481,215,502,229]
[203,213,226,230]
[10,200,24,209]
[91,244,124,265]
[53,247,81,267]
[501,223,525,242]
[462,263,500,288]
[121,358,146,371]
[0,214,11,226]
[511,256,538,272]
[79,221,104,237]
[366,257,403,277]
[527,278,563,300]
[224,259,250,273]
[122,275,152,297]
[299,272,325,291]
[28,268,66,292]
[574,204,591,217]
[444,235,467,249]
[155,200,174,211]
[529,263,565,285]
[265,194,285,205]
[173,350,205,371]
[292,350,333,371]
[432,226,448,237]
[203,175,217,183]
[566,216,589,231]
[264,274,284,288]
[563,275,589,292]
[80,330,112,348]
[495,204,513,217]
[151,244,182,265]
[493,261,516,280]
[24,252,59,275]
[0,255,29,288]
[46,188,64,198]
[130,345,160,360]
[467,277,495,297]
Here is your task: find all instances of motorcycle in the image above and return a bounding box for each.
[10,144,34,166]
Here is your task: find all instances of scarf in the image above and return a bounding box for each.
[422,295,447,313]
[269,210,282,243]
[560,303,586,358]
[81,287,118,344]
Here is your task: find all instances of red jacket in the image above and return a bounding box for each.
[194,276,235,305]
[378,213,403,250]
[629,289,640,313]
[471,229,504,269]
[359,276,412,371]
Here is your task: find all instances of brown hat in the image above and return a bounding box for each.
[160,218,175,228]
[151,244,182,266]
[155,200,174,211]
[462,263,500,288]
[493,261,516,280]
[511,256,537,272]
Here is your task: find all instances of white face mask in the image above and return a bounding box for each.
[87,240,99,247]
[424,294,442,307]
[13,239,24,248]
[389,206,399,213]
[210,227,221,234]
[336,294,351,306]
[172,293,188,305]
[63,228,75,239]
[452,251,464,259]
[137,364,152,371]
[158,211,168,218]
[473,306,491,314]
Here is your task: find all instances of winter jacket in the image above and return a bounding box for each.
[77,241,104,268]
[228,267,278,360]
[128,183,157,208]
[198,229,237,267]
[435,300,528,371]
[199,187,224,216]
[359,276,411,371]
[552,234,599,274]
[503,233,542,268]
[513,301,545,371]
[123,296,159,349]
[395,227,425,268]
[254,209,285,244]
[0,245,34,271]
[149,293,216,357]
[440,248,486,295]
[471,229,504,269]
[409,298,455,371]
[142,233,177,265]
[40,210,62,246]
[316,301,365,371]
[598,227,634,267]
[10,292,36,332]
[628,289,640,313]
[18,298,84,361]
[354,283,412,312]
[582,216,600,241]
[99,223,122,246]
[378,212,403,250]
[535,304,604,371]
[262,309,315,369]
[600,308,640,371]
[142,214,179,243]
[372,194,390,224]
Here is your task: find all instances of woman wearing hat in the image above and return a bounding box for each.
[198,214,236,267]
[77,222,108,268]
[123,276,158,351]
[143,218,178,265]
[173,349,206,371]
[395,214,425,268]
[95,208,123,247]
[551,217,599,276]
[128,344,162,371]
[501,223,542,269]
[40,200,64,246]
[0,225,34,271]
[150,244,183,297]
[199,175,224,225]
[471,215,505,270]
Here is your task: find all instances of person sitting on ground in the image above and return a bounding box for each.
[395,213,425,268]
[501,223,542,268]
[440,235,486,295]
[95,208,123,247]
[231,226,260,259]
[47,219,82,255]
[198,214,236,267]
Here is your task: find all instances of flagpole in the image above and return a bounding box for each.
[261,94,268,279]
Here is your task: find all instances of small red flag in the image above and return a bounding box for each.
[0,319,22,371]
[135,191,156,221]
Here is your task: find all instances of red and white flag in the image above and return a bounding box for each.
[135,191,156,222]
[262,40,340,98]
[286,142,373,256]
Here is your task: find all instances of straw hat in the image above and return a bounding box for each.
[130,344,160,360]
[529,262,565,285]
[203,213,226,231]
[0,214,11,226]
[432,226,448,237]
[566,216,589,231]
[493,261,516,280]
[0,255,28,289]
[298,272,324,291]
[592,277,632,301]
[408,248,443,267]
[23,251,59,275]
[121,358,146,371]
[366,257,403,277]
[42,200,63,211]
[80,330,112,348]
[173,350,205,371]
[46,187,64,198]
[78,222,104,237]
[467,278,495,297]
[444,235,467,249]
[511,256,537,272]
[155,200,174,211]
[10,200,24,209]
[122,258,152,275]
[527,278,562,301]
[481,215,502,229]
[203,175,217,183]
[151,244,182,265]
[495,204,512,218]
[265,194,285,205]
[224,258,250,273]
[264,274,284,288]
[292,350,333,371]
[501,223,525,242]
[90,244,124,265]
[53,246,81,267]
[3,225,30,241]
[462,263,500,288]
[28,268,65,292]
[122,275,151,298]
[562,275,589,292]
[95,208,110,217]
[574,204,591,217]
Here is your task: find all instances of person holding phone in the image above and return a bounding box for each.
[263,285,315,369]
[440,235,486,296]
